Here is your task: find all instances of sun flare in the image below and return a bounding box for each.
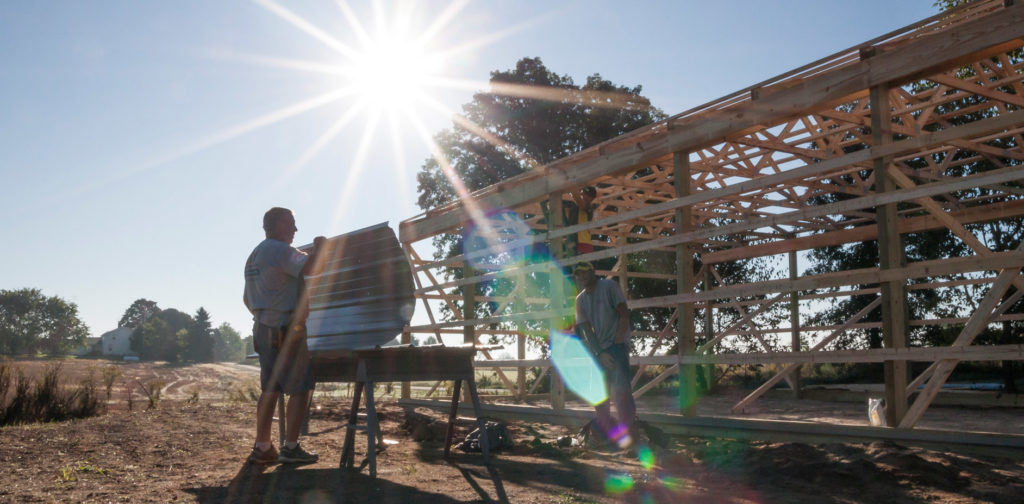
[345,34,444,112]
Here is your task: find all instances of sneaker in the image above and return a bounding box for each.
[278,444,318,464]
[248,445,278,464]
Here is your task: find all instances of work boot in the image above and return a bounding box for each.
[279,443,318,464]
[247,445,278,465]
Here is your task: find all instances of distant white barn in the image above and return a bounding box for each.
[100,327,135,357]
[70,337,101,356]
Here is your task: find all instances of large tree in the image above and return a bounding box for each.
[0,288,90,356]
[182,307,215,362]
[131,308,194,362]
[212,322,245,362]
[417,57,663,213]
[118,298,160,329]
[415,57,665,346]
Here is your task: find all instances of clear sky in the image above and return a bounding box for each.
[1,0,938,340]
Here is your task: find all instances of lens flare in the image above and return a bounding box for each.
[637,446,656,470]
[461,211,532,271]
[607,423,633,448]
[660,475,687,492]
[549,329,607,405]
[604,472,634,495]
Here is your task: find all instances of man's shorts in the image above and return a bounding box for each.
[252,322,314,394]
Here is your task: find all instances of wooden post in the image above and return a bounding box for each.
[401,327,411,399]
[674,151,697,416]
[549,191,566,410]
[515,247,527,401]
[463,258,476,404]
[703,266,715,393]
[619,240,629,294]
[871,83,909,426]
[463,261,476,347]
[789,250,801,399]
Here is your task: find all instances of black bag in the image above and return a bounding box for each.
[457,421,512,452]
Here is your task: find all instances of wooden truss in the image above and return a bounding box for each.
[397,0,1024,431]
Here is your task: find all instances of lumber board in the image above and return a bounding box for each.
[629,250,1024,310]
[399,398,1024,451]
[702,198,1024,264]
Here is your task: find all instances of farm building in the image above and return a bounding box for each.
[100,327,135,357]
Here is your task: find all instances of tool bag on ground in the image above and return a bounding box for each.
[457,421,513,452]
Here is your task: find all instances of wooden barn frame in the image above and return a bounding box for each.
[395,0,1024,438]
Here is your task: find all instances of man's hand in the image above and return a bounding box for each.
[598,351,615,370]
[303,236,329,276]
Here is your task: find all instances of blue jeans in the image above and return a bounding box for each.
[594,343,636,440]
[253,322,313,394]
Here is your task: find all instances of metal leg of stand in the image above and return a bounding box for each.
[341,382,363,469]
[467,379,490,464]
[365,381,377,478]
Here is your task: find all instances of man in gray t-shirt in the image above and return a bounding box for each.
[243,207,326,465]
[573,261,637,448]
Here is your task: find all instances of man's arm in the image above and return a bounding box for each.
[301,236,328,276]
[614,302,630,344]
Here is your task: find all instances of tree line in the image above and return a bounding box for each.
[117,298,246,363]
[0,291,247,363]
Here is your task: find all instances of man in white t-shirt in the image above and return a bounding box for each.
[243,207,326,464]
[573,261,637,449]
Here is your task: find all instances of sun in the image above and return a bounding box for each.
[345,33,445,113]
[206,0,545,232]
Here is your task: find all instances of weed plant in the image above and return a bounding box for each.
[138,380,165,410]
[100,365,121,400]
[0,362,102,426]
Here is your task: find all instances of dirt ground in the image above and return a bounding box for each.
[1,359,1023,503]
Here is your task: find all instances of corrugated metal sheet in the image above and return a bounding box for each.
[302,222,415,354]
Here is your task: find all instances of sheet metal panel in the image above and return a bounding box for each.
[301,222,415,353]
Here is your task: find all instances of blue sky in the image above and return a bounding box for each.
[0,0,937,339]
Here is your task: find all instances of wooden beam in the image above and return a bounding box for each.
[399,5,1024,243]
[675,152,697,416]
[630,250,1024,310]
[873,84,910,427]
[702,198,1024,264]
[905,289,1023,394]
[898,266,1023,428]
[548,191,566,410]
[401,397,1024,450]
[413,108,1024,272]
[732,298,882,413]
[789,250,801,399]
[476,343,1024,368]
[414,162,1024,293]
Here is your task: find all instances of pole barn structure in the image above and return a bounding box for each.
[396,0,1024,441]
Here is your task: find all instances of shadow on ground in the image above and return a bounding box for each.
[185,463,476,504]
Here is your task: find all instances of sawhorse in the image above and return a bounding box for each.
[338,345,490,477]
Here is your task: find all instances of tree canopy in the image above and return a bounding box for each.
[0,288,90,356]
[416,57,665,213]
[118,298,160,329]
